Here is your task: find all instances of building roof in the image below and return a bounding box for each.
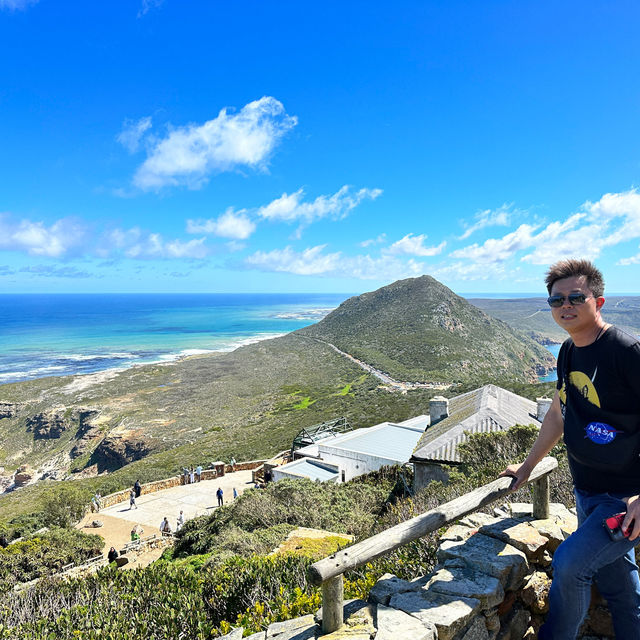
[317,417,427,463]
[411,384,540,464]
[275,458,340,482]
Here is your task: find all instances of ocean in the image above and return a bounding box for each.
[0,293,350,385]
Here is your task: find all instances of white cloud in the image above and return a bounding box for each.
[186,208,256,239]
[132,97,297,190]
[246,245,424,280]
[0,0,38,10]
[385,233,446,257]
[458,204,514,240]
[0,214,86,257]
[359,233,387,247]
[450,223,538,264]
[117,116,152,153]
[100,227,209,259]
[257,185,382,224]
[138,0,163,17]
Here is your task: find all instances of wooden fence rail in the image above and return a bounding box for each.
[308,456,558,634]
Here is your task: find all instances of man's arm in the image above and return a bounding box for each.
[499,391,564,490]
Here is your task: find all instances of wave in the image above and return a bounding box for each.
[271,307,335,320]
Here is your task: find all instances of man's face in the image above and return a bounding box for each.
[549,275,604,333]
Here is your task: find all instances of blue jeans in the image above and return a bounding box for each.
[539,489,640,639]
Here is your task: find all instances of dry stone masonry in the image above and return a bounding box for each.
[219,502,616,640]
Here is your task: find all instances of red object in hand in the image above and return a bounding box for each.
[604,512,631,541]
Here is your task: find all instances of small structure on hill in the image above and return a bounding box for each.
[411,384,550,490]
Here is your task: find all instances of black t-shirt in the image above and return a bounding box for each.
[557,326,640,493]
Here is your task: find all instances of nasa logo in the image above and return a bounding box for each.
[584,422,620,444]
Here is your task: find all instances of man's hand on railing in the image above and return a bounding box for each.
[499,462,532,491]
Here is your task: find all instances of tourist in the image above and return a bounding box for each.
[196,464,202,482]
[233,487,238,500]
[176,510,185,530]
[189,467,195,485]
[229,456,236,471]
[500,259,640,639]
[134,479,142,498]
[129,488,137,510]
[91,492,101,513]
[216,486,223,507]
[130,526,141,542]
[160,517,172,535]
[107,547,118,563]
[183,467,189,484]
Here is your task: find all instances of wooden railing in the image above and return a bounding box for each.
[308,456,558,634]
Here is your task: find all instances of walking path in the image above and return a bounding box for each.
[78,468,254,566]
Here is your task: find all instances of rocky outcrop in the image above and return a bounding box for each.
[91,434,151,470]
[13,464,36,487]
[0,402,21,419]
[26,409,68,439]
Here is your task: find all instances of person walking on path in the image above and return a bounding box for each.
[134,479,142,498]
[91,492,101,512]
[216,487,224,507]
[500,259,640,639]
[160,517,172,535]
[107,547,118,563]
[233,487,238,500]
[129,489,137,510]
[176,510,185,530]
[196,465,202,482]
[229,456,236,472]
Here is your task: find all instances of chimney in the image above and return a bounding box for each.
[429,396,449,427]
[536,397,552,422]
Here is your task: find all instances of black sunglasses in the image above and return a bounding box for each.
[547,293,593,308]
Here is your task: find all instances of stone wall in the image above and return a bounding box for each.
[99,459,266,509]
[218,501,614,640]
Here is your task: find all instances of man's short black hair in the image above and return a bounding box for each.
[545,259,605,297]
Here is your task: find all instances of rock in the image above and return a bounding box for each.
[219,629,244,640]
[582,604,615,638]
[479,519,549,562]
[458,616,489,640]
[520,571,550,614]
[497,607,530,640]
[245,633,266,640]
[460,513,501,528]
[13,465,35,487]
[266,615,316,639]
[529,519,565,552]
[92,434,151,469]
[91,520,103,528]
[115,556,129,568]
[438,533,529,591]
[375,604,436,640]
[424,565,504,609]
[369,573,418,605]
[0,402,21,419]
[389,590,481,640]
[316,600,374,637]
[26,409,68,439]
[440,524,478,543]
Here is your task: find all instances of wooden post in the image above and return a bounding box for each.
[321,575,344,634]
[533,474,550,519]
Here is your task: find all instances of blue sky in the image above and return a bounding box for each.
[1,1,640,295]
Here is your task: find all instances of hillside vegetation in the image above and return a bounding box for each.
[0,427,573,639]
[298,276,555,384]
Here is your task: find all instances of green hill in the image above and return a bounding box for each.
[297,275,555,384]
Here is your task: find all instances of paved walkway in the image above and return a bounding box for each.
[78,469,255,562]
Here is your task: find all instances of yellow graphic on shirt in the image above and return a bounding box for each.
[568,370,601,408]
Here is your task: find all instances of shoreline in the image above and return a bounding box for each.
[0,331,290,391]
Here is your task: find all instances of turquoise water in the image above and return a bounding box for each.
[540,343,561,382]
[0,293,350,385]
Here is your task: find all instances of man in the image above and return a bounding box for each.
[160,517,172,535]
[216,486,224,507]
[501,259,640,638]
[196,465,202,482]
